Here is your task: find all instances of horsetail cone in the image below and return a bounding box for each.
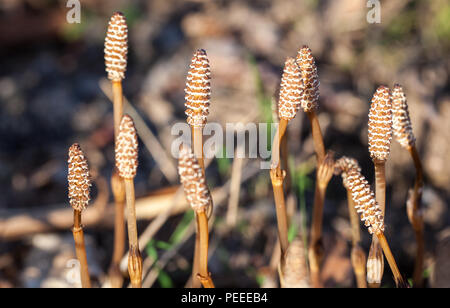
[278,57,302,121]
[68,144,91,212]
[345,169,384,235]
[334,156,361,189]
[105,12,128,82]
[178,145,212,213]
[184,49,211,128]
[392,84,415,149]
[296,46,319,112]
[115,115,138,179]
[368,86,393,162]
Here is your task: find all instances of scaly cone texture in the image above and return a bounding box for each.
[115,115,138,179]
[278,57,302,121]
[296,46,319,112]
[345,169,384,235]
[281,236,310,288]
[392,84,415,149]
[185,49,211,127]
[105,12,128,82]
[68,144,91,211]
[334,156,361,188]
[178,145,212,212]
[368,86,392,162]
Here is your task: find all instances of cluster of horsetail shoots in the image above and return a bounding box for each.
[115,115,142,288]
[105,11,128,288]
[392,84,424,287]
[68,143,92,288]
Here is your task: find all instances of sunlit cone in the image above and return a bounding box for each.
[392,84,415,149]
[345,169,384,235]
[334,156,361,188]
[278,57,302,121]
[184,49,211,127]
[178,145,212,212]
[280,236,310,288]
[68,143,91,211]
[115,115,138,179]
[105,12,128,81]
[368,86,392,162]
[296,46,319,112]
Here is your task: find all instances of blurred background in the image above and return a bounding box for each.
[0,0,449,288]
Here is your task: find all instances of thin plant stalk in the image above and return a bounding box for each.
[408,145,424,287]
[270,119,289,256]
[191,126,204,288]
[197,210,215,288]
[124,178,142,288]
[347,190,367,288]
[73,209,91,288]
[109,171,126,288]
[308,153,333,287]
[306,111,325,164]
[376,232,407,288]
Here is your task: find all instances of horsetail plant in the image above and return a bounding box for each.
[115,115,142,288]
[184,49,211,287]
[335,156,367,288]
[296,46,325,163]
[105,11,128,288]
[178,145,215,288]
[367,85,393,287]
[345,168,408,288]
[308,152,334,287]
[392,84,424,287]
[270,57,302,257]
[68,143,92,288]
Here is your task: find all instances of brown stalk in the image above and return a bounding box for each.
[306,111,325,164]
[347,190,367,288]
[408,145,424,287]
[270,119,289,256]
[197,210,215,288]
[73,209,91,288]
[109,171,125,288]
[376,232,408,288]
[124,178,142,288]
[308,152,334,287]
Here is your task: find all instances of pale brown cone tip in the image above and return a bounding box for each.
[334,156,361,188]
[115,115,138,179]
[278,57,302,121]
[185,49,211,127]
[105,12,128,81]
[392,84,415,149]
[68,143,91,211]
[178,145,212,212]
[281,235,310,288]
[368,85,393,161]
[296,45,319,112]
[345,169,384,235]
